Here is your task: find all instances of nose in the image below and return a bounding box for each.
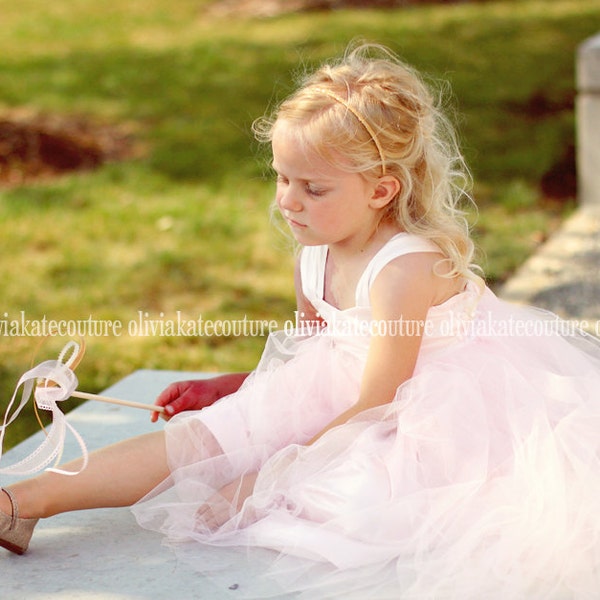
[278,185,303,213]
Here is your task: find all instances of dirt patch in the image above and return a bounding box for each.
[540,143,577,201]
[0,110,140,187]
[506,90,575,120]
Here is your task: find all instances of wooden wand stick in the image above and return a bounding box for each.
[69,390,166,413]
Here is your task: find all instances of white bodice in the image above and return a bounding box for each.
[299,233,482,358]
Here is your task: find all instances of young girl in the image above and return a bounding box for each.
[2,44,600,599]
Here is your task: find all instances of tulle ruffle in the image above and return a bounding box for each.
[133,290,600,599]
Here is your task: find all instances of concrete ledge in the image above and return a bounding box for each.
[500,207,600,329]
[1,370,247,600]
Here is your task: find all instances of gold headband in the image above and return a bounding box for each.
[317,88,387,176]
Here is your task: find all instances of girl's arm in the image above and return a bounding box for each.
[308,252,454,444]
[294,256,324,328]
[155,257,313,423]
[151,373,250,422]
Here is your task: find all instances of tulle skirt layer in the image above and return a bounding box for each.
[133,292,600,599]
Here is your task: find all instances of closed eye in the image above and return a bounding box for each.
[272,164,327,197]
[306,183,327,197]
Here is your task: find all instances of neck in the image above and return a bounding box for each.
[328,221,402,262]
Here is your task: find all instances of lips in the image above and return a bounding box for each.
[286,216,307,228]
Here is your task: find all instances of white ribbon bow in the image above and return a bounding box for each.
[0,342,89,476]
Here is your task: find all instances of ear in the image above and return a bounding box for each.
[369,176,401,210]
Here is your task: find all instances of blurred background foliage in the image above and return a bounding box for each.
[0,0,599,447]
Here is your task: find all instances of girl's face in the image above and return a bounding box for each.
[271,120,387,251]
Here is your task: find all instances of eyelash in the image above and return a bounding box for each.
[306,184,326,197]
[275,176,326,198]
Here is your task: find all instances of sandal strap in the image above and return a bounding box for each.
[1,488,17,530]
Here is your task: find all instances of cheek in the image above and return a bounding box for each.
[311,205,339,228]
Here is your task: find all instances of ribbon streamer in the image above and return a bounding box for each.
[0,351,88,476]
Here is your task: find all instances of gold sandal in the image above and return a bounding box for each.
[0,488,39,555]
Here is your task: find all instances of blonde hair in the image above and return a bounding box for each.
[253,43,481,284]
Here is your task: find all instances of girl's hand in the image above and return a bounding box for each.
[195,472,258,530]
[151,373,249,422]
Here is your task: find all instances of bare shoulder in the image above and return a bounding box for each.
[370,252,462,315]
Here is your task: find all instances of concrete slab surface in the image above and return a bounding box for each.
[1,370,255,600]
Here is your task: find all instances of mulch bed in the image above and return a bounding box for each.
[0,110,138,187]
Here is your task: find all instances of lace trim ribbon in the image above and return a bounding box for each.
[0,343,89,477]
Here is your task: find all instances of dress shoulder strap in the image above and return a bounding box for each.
[355,233,440,306]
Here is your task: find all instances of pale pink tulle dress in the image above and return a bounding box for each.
[132,233,600,599]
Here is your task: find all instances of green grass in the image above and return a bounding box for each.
[1,0,599,449]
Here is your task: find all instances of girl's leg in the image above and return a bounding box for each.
[1,430,169,519]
